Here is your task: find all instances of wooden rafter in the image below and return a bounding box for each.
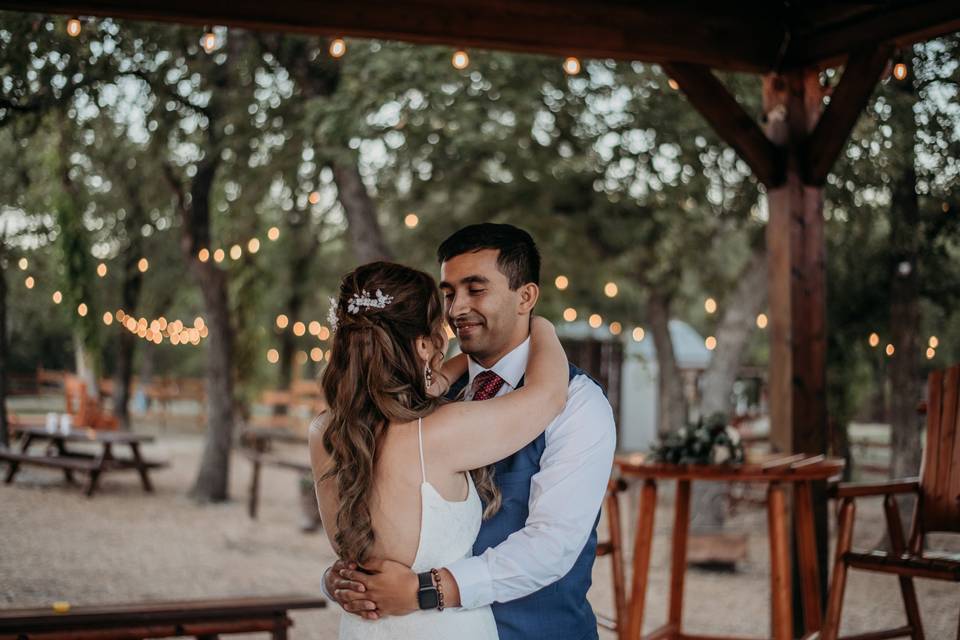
[662,62,784,188]
[804,45,894,186]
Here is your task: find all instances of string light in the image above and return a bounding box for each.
[52,291,62,304]
[229,244,242,260]
[668,78,679,91]
[267,227,281,241]
[247,238,260,254]
[329,38,346,58]
[928,336,939,348]
[137,258,149,273]
[588,313,602,329]
[276,314,289,329]
[194,317,205,331]
[311,347,323,362]
[404,213,419,228]
[563,57,581,75]
[77,303,88,317]
[309,321,322,336]
[632,327,645,342]
[201,27,217,54]
[452,50,470,70]
[563,308,577,322]
[609,321,622,336]
[705,336,717,350]
[318,326,331,341]
[198,248,210,262]
[296,351,309,365]
[604,282,618,298]
[66,17,82,37]
[97,263,108,277]
[893,61,908,81]
[293,321,306,337]
[18,258,28,270]
[308,191,321,205]
[24,276,35,289]
[555,275,569,290]
[869,333,880,348]
[885,344,895,357]
[756,313,768,329]
[267,349,280,364]
[926,347,936,360]
[704,297,717,314]
[213,249,225,263]
[102,312,113,326]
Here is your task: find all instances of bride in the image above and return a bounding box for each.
[309,261,568,640]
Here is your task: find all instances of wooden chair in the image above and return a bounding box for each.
[64,375,119,431]
[595,476,628,640]
[821,363,960,640]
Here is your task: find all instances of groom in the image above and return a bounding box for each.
[323,223,617,640]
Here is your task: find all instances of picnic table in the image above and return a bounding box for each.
[0,594,326,639]
[241,426,311,519]
[614,453,845,640]
[1,425,168,497]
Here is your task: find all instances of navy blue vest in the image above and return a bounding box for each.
[448,363,602,640]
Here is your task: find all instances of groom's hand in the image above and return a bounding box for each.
[340,558,419,616]
[325,559,379,620]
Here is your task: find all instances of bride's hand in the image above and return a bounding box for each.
[339,558,420,617]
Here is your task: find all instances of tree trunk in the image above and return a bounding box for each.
[171,152,236,503]
[647,289,687,436]
[699,247,767,416]
[112,247,144,430]
[333,162,393,263]
[0,247,8,448]
[692,247,766,537]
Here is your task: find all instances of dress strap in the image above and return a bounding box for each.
[417,417,427,484]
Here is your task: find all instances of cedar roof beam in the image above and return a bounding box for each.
[786,0,960,70]
[804,45,893,186]
[0,0,782,73]
[663,62,784,188]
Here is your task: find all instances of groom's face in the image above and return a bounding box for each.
[439,249,525,365]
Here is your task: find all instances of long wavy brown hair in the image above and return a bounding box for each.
[320,261,501,563]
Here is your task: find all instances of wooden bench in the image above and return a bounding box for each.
[0,594,326,639]
[241,427,311,519]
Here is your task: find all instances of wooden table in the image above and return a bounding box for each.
[1,425,168,497]
[615,454,844,640]
[0,594,326,639]
[241,427,311,519]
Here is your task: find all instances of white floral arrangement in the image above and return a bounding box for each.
[653,413,745,465]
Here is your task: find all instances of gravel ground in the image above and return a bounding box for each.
[1,425,957,639]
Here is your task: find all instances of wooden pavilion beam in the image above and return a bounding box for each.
[0,0,784,73]
[786,0,960,70]
[804,45,893,186]
[663,62,784,188]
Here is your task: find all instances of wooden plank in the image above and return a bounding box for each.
[767,483,793,640]
[668,480,691,629]
[662,62,784,188]
[820,497,856,640]
[794,482,822,634]
[625,479,657,640]
[804,45,893,186]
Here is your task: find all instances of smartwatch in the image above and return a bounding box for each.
[416,571,439,610]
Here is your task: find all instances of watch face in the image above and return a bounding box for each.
[418,588,439,610]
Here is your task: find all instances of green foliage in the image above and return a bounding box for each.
[653,412,745,465]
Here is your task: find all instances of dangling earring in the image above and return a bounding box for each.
[425,364,434,389]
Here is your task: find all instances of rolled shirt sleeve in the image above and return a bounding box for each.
[447,375,617,608]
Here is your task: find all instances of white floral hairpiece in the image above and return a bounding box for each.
[347,289,394,314]
[327,289,394,333]
[327,297,340,332]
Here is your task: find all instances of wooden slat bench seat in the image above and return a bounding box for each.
[0,450,100,473]
[0,594,326,639]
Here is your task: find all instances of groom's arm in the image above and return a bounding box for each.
[447,377,616,608]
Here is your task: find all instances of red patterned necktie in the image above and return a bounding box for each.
[470,370,506,401]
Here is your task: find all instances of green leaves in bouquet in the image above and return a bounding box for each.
[653,412,745,465]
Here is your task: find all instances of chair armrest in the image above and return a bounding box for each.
[830,478,920,498]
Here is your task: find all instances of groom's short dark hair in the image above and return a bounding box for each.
[437,223,540,290]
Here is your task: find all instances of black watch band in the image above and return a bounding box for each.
[416,571,439,610]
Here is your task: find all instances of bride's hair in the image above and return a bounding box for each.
[320,261,501,562]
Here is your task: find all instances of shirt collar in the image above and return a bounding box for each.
[467,337,530,390]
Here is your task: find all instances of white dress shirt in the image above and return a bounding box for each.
[447,337,617,609]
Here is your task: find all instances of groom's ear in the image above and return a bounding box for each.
[516,283,539,315]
